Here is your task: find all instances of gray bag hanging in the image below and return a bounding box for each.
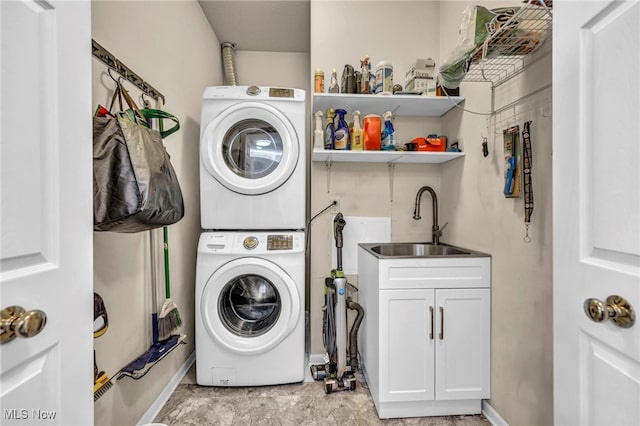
[93,82,184,233]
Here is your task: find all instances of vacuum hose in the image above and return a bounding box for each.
[346,299,364,370]
[221,42,237,86]
[334,213,346,272]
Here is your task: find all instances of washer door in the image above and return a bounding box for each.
[201,102,299,195]
[201,257,301,355]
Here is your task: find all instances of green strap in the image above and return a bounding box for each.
[141,109,180,138]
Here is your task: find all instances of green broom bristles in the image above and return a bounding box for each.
[158,299,182,341]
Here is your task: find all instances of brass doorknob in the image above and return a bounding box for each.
[1,305,47,344]
[584,295,635,328]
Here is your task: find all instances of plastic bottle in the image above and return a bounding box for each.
[314,111,324,150]
[381,111,396,151]
[314,69,324,93]
[324,108,335,150]
[333,109,350,150]
[362,114,382,150]
[375,61,393,95]
[351,110,364,150]
[328,69,339,93]
[360,55,370,94]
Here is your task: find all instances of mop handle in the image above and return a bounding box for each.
[149,229,159,343]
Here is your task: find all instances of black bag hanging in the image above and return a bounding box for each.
[92,80,184,233]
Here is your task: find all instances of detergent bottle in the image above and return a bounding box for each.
[350,110,364,150]
[324,108,336,150]
[381,110,396,151]
[333,109,350,150]
[314,111,324,150]
[362,114,382,150]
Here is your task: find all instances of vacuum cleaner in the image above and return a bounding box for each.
[310,213,365,394]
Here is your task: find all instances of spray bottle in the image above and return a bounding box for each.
[314,111,324,150]
[324,108,336,150]
[333,109,351,150]
[328,69,339,93]
[381,110,396,151]
[350,110,363,150]
[360,55,370,94]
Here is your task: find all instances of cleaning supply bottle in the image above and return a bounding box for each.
[314,111,324,150]
[328,68,339,93]
[360,55,370,94]
[381,110,396,151]
[333,109,350,150]
[351,110,364,150]
[363,114,382,150]
[324,108,336,150]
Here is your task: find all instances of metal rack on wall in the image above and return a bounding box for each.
[463,0,552,88]
[462,0,552,112]
[91,39,165,103]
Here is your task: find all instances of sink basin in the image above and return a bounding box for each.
[360,242,488,258]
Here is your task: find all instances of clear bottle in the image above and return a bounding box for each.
[360,55,370,94]
[328,68,339,93]
[324,108,336,150]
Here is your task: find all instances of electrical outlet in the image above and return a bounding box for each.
[330,200,340,212]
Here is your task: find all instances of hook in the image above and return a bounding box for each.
[140,92,151,109]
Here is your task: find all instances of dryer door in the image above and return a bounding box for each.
[201,257,301,355]
[201,102,299,195]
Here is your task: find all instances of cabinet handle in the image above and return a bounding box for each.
[429,306,434,340]
[439,306,444,340]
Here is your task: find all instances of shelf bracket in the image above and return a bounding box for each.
[325,160,332,193]
[387,161,397,202]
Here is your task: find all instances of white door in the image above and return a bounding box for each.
[435,288,490,401]
[554,1,640,425]
[0,1,93,425]
[380,289,435,402]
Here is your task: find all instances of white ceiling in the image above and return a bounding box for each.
[198,0,310,53]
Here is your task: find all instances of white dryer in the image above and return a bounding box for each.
[195,231,305,386]
[200,86,306,230]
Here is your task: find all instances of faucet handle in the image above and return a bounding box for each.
[440,222,448,231]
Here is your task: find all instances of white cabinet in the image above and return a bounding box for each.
[358,248,491,419]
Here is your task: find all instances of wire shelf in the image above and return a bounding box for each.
[464,1,552,87]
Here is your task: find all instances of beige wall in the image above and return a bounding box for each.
[91,1,221,425]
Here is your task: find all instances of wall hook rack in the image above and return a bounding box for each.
[92,39,165,103]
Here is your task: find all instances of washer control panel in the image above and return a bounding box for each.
[267,234,293,250]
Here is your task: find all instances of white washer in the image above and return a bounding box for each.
[200,86,306,230]
[195,231,305,386]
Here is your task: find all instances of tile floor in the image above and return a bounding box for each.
[154,365,491,426]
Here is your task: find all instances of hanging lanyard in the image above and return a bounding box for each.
[522,121,534,243]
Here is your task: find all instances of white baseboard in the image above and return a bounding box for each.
[482,400,509,426]
[137,351,196,426]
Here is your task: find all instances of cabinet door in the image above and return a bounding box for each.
[435,288,490,400]
[380,289,435,402]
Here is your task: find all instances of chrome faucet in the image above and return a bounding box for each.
[413,186,447,245]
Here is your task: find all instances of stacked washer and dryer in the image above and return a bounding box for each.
[196,86,306,386]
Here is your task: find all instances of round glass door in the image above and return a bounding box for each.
[200,103,299,195]
[200,257,301,355]
[218,273,281,337]
[222,119,283,180]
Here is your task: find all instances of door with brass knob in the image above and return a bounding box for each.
[1,306,47,344]
[0,0,93,423]
[554,1,640,424]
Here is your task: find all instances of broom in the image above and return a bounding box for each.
[155,96,182,341]
[158,225,182,340]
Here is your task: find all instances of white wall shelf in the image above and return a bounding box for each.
[312,149,464,164]
[313,93,464,117]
